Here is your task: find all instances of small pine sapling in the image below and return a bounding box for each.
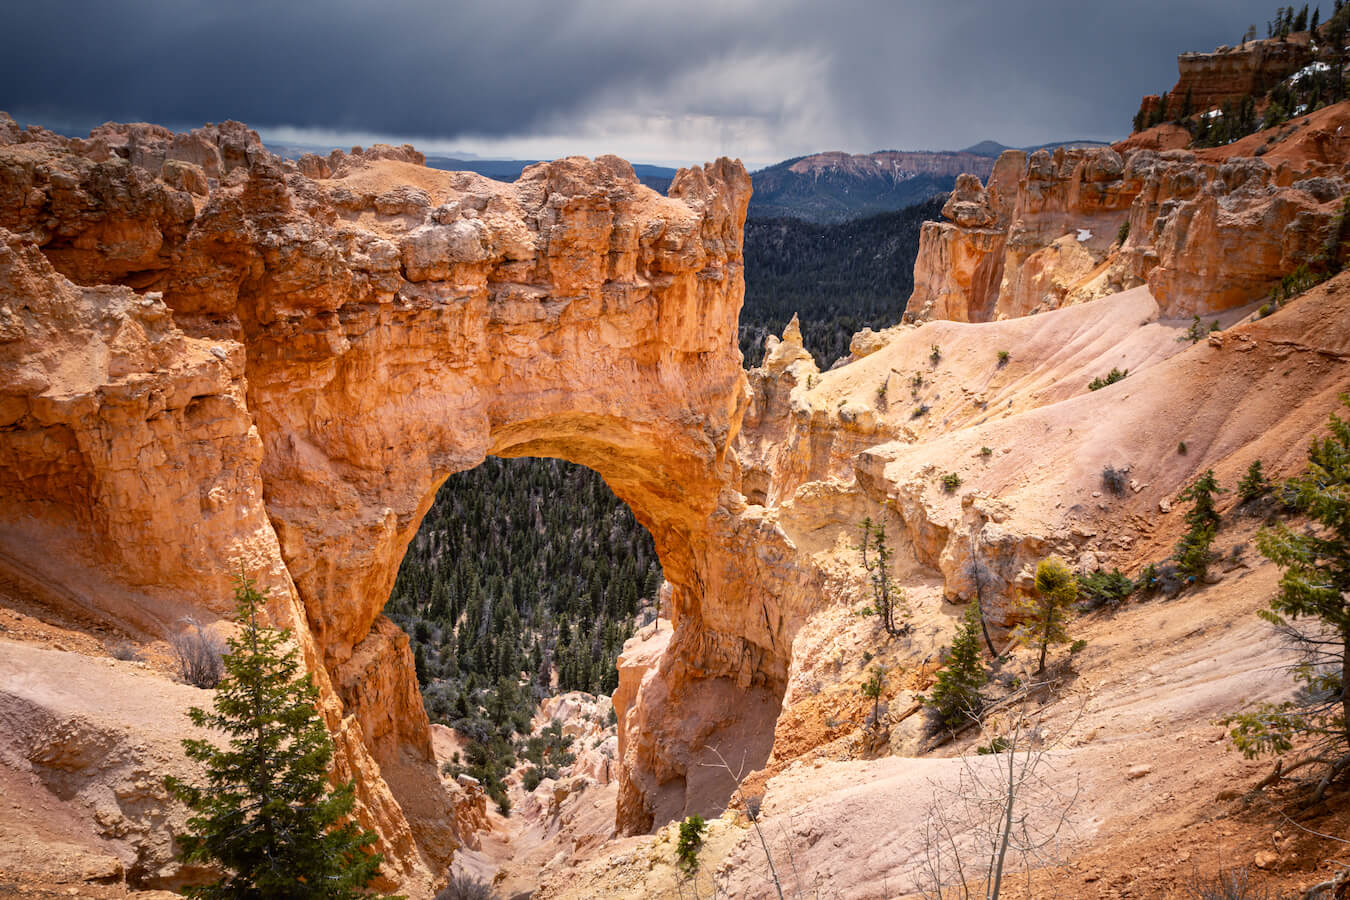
[1012,557,1077,674]
[1172,469,1225,582]
[858,516,910,636]
[676,814,707,873]
[1238,459,1272,502]
[861,665,887,730]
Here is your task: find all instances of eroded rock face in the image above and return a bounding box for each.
[0,114,756,887]
[906,152,1020,323]
[1135,37,1312,125]
[906,135,1350,322]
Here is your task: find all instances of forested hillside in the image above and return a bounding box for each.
[739,195,943,367]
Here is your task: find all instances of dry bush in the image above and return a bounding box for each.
[170,619,225,688]
[1101,465,1129,496]
[435,872,497,900]
[107,639,142,662]
[1185,867,1276,900]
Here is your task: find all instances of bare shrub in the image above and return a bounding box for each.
[911,687,1083,900]
[1101,465,1129,496]
[435,872,498,900]
[170,619,225,688]
[1184,867,1274,900]
[107,639,142,662]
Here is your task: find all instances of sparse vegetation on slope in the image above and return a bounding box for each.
[1227,398,1350,801]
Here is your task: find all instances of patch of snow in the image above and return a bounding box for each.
[1290,62,1330,83]
[1076,228,1093,242]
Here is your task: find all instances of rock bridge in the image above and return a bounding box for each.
[0,118,806,885]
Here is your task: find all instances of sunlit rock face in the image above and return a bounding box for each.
[907,140,1350,324]
[0,112,768,880]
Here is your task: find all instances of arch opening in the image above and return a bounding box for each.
[384,455,664,814]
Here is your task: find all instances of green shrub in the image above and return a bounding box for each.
[1101,465,1129,495]
[1173,470,1225,582]
[676,814,707,872]
[925,601,988,729]
[1088,368,1128,391]
[1178,315,1207,344]
[1116,220,1130,244]
[1237,459,1271,502]
[1012,557,1077,673]
[940,472,962,492]
[997,349,1010,367]
[1077,569,1135,610]
[930,344,942,365]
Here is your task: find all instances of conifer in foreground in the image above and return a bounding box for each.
[927,599,988,729]
[165,573,392,899]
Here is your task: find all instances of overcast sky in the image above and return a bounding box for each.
[2,0,1287,168]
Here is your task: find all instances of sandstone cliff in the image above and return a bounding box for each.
[6,95,1350,899]
[1134,35,1313,125]
[906,104,1350,324]
[0,111,758,890]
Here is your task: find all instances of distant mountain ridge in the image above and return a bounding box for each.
[960,138,1112,157]
[748,149,994,223]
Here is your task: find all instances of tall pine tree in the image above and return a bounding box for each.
[165,573,390,899]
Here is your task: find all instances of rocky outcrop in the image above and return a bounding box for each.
[1136,36,1312,123]
[906,123,1350,323]
[905,153,1021,322]
[0,114,757,889]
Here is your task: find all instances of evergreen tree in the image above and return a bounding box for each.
[165,574,389,899]
[861,665,887,730]
[859,516,910,636]
[1173,470,1226,581]
[1013,558,1076,674]
[414,644,429,687]
[1239,459,1273,502]
[1225,398,1350,798]
[1295,3,1310,31]
[1312,5,1322,35]
[926,600,989,729]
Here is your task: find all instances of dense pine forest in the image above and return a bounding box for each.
[387,193,943,808]
[385,457,661,808]
[739,195,943,367]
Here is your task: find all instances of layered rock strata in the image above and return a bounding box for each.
[906,134,1350,323]
[1136,34,1312,124]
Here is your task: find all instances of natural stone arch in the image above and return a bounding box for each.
[0,122,804,884]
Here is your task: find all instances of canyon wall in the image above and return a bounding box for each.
[0,113,790,885]
[1135,35,1312,124]
[906,138,1350,323]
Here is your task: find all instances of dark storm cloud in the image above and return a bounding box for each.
[0,0,1288,164]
